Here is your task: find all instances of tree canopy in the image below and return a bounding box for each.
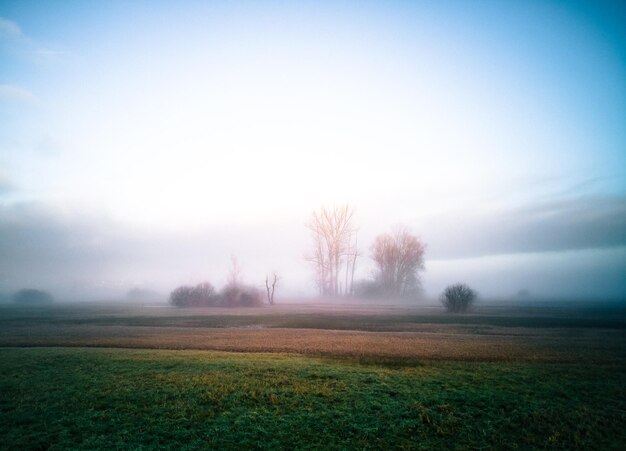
[371,227,426,298]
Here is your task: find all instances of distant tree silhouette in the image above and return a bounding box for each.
[306,205,358,297]
[371,226,425,298]
[170,286,194,307]
[441,283,477,313]
[265,273,279,305]
[221,284,264,307]
[227,255,242,288]
[12,289,54,305]
[353,279,384,299]
[169,282,218,307]
[170,283,264,308]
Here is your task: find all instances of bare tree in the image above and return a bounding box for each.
[265,273,279,305]
[306,205,358,297]
[371,226,425,298]
[345,232,360,297]
[227,255,242,288]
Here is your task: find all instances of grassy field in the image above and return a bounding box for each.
[1,302,625,449]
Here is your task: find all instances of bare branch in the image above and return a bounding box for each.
[306,205,357,297]
[371,226,425,298]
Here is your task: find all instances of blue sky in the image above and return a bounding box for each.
[0,0,625,299]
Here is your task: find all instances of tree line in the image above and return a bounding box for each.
[305,205,476,311]
[169,204,476,312]
[306,205,427,300]
[169,256,267,307]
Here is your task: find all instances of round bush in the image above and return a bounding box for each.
[169,282,218,307]
[441,283,476,313]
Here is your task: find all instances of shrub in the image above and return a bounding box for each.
[12,289,54,305]
[441,283,476,313]
[353,280,385,299]
[169,282,264,308]
[194,282,219,306]
[169,282,219,307]
[220,285,264,307]
[170,285,194,307]
[354,278,422,301]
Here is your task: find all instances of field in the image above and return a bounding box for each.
[1,301,625,449]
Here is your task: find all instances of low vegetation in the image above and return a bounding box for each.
[170,282,220,307]
[170,282,263,308]
[441,283,477,313]
[1,347,624,450]
[1,303,625,362]
[1,303,624,448]
[11,288,54,305]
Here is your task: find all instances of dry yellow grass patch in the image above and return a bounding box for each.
[1,323,624,363]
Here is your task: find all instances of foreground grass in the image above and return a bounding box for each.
[1,348,624,450]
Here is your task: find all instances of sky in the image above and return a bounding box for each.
[0,0,625,300]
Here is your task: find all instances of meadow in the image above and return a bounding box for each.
[1,302,625,449]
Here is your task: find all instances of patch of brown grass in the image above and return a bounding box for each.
[1,303,624,363]
[1,323,624,363]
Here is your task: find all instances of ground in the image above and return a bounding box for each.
[0,301,624,449]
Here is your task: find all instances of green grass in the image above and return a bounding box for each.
[2,305,625,332]
[1,348,624,450]
[56,313,626,330]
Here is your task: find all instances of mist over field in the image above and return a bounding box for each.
[0,200,625,301]
[0,0,625,303]
[2,3,626,448]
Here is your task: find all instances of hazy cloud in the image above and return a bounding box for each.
[0,17,21,37]
[426,246,626,299]
[33,48,69,61]
[424,195,626,259]
[0,203,310,299]
[0,196,625,299]
[0,84,38,104]
[0,16,69,63]
[0,171,13,195]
